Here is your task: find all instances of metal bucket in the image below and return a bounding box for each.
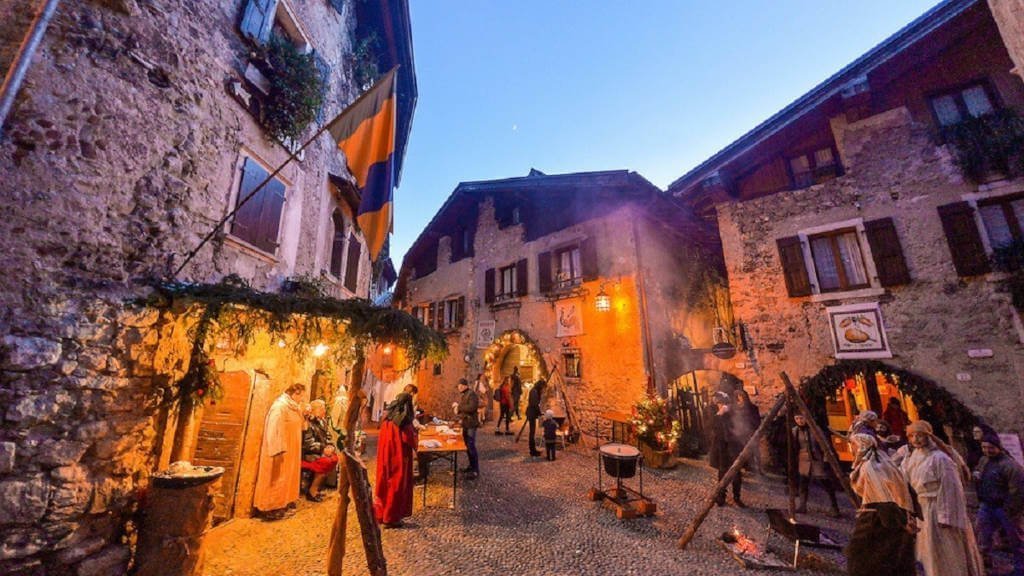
[600,443,640,479]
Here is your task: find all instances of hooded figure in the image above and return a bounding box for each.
[374,385,418,527]
[846,433,917,576]
[901,420,983,576]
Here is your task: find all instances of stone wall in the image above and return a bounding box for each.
[0,1,370,572]
[405,197,723,438]
[716,105,1024,432]
[989,0,1024,80]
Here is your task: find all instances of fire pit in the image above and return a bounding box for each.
[719,527,793,571]
[587,443,655,519]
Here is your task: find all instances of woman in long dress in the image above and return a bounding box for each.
[374,384,418,527]
[901,420,984,576]
[253,383,307,518]
[846,433,917,576]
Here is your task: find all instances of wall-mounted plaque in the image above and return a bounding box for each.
[826,302,892,359]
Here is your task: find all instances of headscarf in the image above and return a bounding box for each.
[384,392,415,427]
[849,433,914,512]
[906,420,971,484]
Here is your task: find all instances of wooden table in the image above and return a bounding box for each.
[416,427,467,509]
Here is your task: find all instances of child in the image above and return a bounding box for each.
[542,409,559,461]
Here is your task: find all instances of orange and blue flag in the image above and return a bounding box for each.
[327,68,398,263]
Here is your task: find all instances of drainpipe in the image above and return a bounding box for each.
[630,215,657,395]
[0,0,62,140]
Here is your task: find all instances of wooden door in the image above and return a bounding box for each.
[192,371,253,523]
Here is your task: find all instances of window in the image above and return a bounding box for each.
[328,210,347,278]
[231,157,287,254]
[498,265,517,300]
[343,233,361,292]
[788,146,840,189]
[438,297,465,330]
[433,362,442,376]
[554,246,582,288]
[240,0,311,51]
[775,218,910,297]
[563,350,581,379]
[929,82,995,127]
[808,229,870,292]
[978,194,1024,248]
[450,226,474,262]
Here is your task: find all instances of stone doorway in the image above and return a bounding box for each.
[192,370,257,524]
[480,330,549,419]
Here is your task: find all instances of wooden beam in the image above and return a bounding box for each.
[780,372,860,508]
[678,393,786,550]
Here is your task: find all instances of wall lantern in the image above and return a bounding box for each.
[382,344,393,355]
[594,280,617,312]
[312,343,329,357]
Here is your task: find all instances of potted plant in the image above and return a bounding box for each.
[630,395,681,469]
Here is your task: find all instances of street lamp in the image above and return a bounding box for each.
[594,281,615,312]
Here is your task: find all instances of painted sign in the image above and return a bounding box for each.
[826,302,892,359]
[476,320,495,349]
[555,299,583,338]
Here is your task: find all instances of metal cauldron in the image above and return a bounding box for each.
[600,443,640,479]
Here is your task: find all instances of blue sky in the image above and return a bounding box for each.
[392,0,939,265]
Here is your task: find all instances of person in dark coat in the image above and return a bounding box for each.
[525,379,546,457]
[510,367,523,420]
[707,391,745,507]
[300,399,338,502]
[792,413,840,517]
[456,378,480,479]
[733,389,761,473]
[975,432,1024,576]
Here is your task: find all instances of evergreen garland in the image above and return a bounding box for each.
[151,275,447,408]
[799,360,978,432]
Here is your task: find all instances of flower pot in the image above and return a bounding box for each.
[640,441,675,469]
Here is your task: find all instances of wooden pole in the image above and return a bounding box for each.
[328,354,381,576]
[785,397,796,519]
[346,450,387,575]
[678,393,786,550]
[780,372,860,508]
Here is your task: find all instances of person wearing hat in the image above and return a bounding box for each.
[707,390,745,507]
[975,432,1024,576]
[901,420,983,575]
[846,433,917,576]
[541,409,559,461]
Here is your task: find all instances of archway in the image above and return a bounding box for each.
[800,360,979,461]
[480,330,549,420]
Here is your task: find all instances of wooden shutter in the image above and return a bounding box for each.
[253,177,285,253]
[428,302,437,329]
[515,259,528,296]
[484,268,495,304]
[580,237,598,280]
[538,251,553,293]
[775,236,812,297]
[232,158,267,248]
[938,202,991,276]
[329,214,345,277]
[239,0,278,44]
[864,218,911,287]
[344,234,361,292]
[456,296,466,327]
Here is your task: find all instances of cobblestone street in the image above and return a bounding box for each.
[205,427,852,575]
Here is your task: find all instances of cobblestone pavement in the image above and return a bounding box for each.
[205,426,854,575]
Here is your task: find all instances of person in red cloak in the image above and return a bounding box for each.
[374,384,418,528]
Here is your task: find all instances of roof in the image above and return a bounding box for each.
[667,0,980,197]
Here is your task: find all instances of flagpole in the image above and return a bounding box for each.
[169,122,336,279]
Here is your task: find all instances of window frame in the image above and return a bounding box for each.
[807,227,872,293]
[796,218,884,299]
[977,192,1024,248]
[553,245,583,289]
[562,349,582,380]
[227,153,290,258]
[497,264,517,301]
[786,145,842,190]
[927,79,1000,128]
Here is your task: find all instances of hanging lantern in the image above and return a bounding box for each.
[594,285,611,312]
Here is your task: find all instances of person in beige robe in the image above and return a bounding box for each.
[254,384,306,516]
[902,420,984,576]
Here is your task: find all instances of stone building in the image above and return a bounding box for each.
[395,169,734,439]
[0,0,414,573]
[669,0,1024,458]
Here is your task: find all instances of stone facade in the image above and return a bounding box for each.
[399,174,729,438]
[0,1,410,572]
[670,1,1024,438]
[990,0,1024,80]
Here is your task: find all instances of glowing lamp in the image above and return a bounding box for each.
[312,343,329,357]
[383,344,393,355]
[594,286,611,312]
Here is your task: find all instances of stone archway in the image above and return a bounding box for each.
[480,329,549,386]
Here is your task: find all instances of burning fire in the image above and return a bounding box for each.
[730,527,760,555]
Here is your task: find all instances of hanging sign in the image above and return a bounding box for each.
[826,302,892,359]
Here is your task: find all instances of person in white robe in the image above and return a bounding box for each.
[253,384,307,517]
[902,420,984,576]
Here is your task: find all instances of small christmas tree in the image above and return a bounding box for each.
[630,395,681,451]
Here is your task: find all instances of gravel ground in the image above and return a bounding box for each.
[205,427,855,576]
